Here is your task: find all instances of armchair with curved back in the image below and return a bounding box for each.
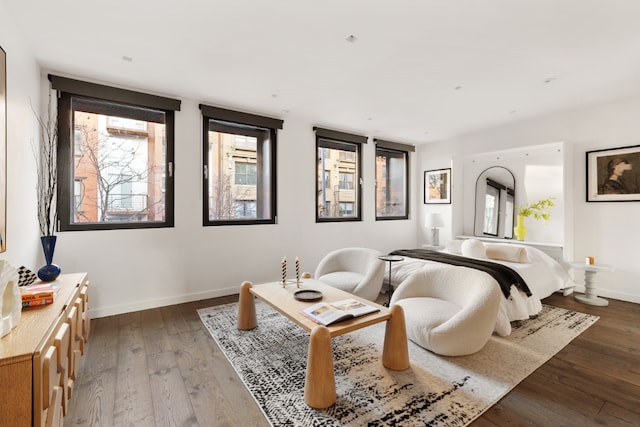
[314,247,385,302]
[390,264,502,356]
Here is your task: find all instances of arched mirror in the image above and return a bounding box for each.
[474,166,515,238]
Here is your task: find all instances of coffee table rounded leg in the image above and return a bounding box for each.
[305,325,336,409]
[383,304,410,371]
[237,281,257,330]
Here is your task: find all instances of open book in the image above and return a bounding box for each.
[301,298,379,326]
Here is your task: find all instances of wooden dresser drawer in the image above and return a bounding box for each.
[41,344,64,427]
[0,273,89,427]
[53,322,70,416]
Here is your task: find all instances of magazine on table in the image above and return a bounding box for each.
[301,298,379,326]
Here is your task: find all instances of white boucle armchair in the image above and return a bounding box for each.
[314,247,385,301]
[390,264,502,356]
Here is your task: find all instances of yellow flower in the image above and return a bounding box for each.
[516,197,555,221]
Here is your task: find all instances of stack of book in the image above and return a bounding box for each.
[20,282,61,307]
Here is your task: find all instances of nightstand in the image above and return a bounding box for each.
[378,255,404,307]
[569,262,614,306]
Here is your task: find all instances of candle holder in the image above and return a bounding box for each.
[280,256,303,288]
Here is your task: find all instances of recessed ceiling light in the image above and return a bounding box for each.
[271,94,278,98]
[454,86,462,90]
[122,56,133,62]
[543,77,557,84]
[510,110,517,114]
[346,35,357,43]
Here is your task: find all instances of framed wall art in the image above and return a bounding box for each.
[586,144,640,202]
[424,168,451,204]
[0,46,6,252]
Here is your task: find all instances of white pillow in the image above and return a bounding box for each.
[461,239,486,258]
[485,243,528,263]
[446,239,464,254]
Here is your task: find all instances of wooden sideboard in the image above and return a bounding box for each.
[0,273,90,427]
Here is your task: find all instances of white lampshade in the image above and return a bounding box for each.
[424,213,445,229]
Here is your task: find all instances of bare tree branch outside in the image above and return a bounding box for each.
[72,110,165,224]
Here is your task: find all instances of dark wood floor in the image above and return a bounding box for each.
[66,293,640,426]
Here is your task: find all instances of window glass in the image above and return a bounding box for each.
[316,137,361,221]
[339,172,354,190]
[339,202,354,216]
[73,179,84,212]
[375,147,408,219]
[74,127,83,155]
[60,96,172,229]
[235,162,257,185]
[234,200,257,218]
[204,119,276,225]
[504,193,514,238]
[51,75,179,231]
[483,184,500,235]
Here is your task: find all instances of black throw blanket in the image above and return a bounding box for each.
[389,249,532,298]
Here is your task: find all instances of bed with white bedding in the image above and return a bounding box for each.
[386,239,574,336]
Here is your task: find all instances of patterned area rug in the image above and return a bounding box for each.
[198,302,598,426]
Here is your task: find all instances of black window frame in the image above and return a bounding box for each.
[314,127,366,223]
[51,75,180,231]
[374,139,414,221]
[201,104,282,226]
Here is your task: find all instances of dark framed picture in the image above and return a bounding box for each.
[586,144,640,202]
[424,168,451,204]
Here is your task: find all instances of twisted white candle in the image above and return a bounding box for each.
[282,256,287,286]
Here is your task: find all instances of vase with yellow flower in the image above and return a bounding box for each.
[514,197,555,241]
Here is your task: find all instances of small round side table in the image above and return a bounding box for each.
[378,255,404,307]
[569,262,614,306]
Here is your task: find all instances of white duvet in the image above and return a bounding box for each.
[386,244,574,336]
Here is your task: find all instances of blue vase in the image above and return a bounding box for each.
[37,235,61,282]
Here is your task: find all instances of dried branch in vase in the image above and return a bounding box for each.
[30,93,58,236]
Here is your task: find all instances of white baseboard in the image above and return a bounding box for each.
[88,285,239,319]
[87,284,640,319]
[565,285,640,304]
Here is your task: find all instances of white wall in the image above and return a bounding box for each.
[52,100,419,317]
[0,1,43,272]
[461,143,565,244]
[417,97,640,304]
[4,2,638,313]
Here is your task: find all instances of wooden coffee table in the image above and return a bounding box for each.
[237,278,410,409]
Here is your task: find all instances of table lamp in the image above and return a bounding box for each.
[425,213,445,246]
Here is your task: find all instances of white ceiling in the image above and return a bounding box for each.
[5,0,640,144]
